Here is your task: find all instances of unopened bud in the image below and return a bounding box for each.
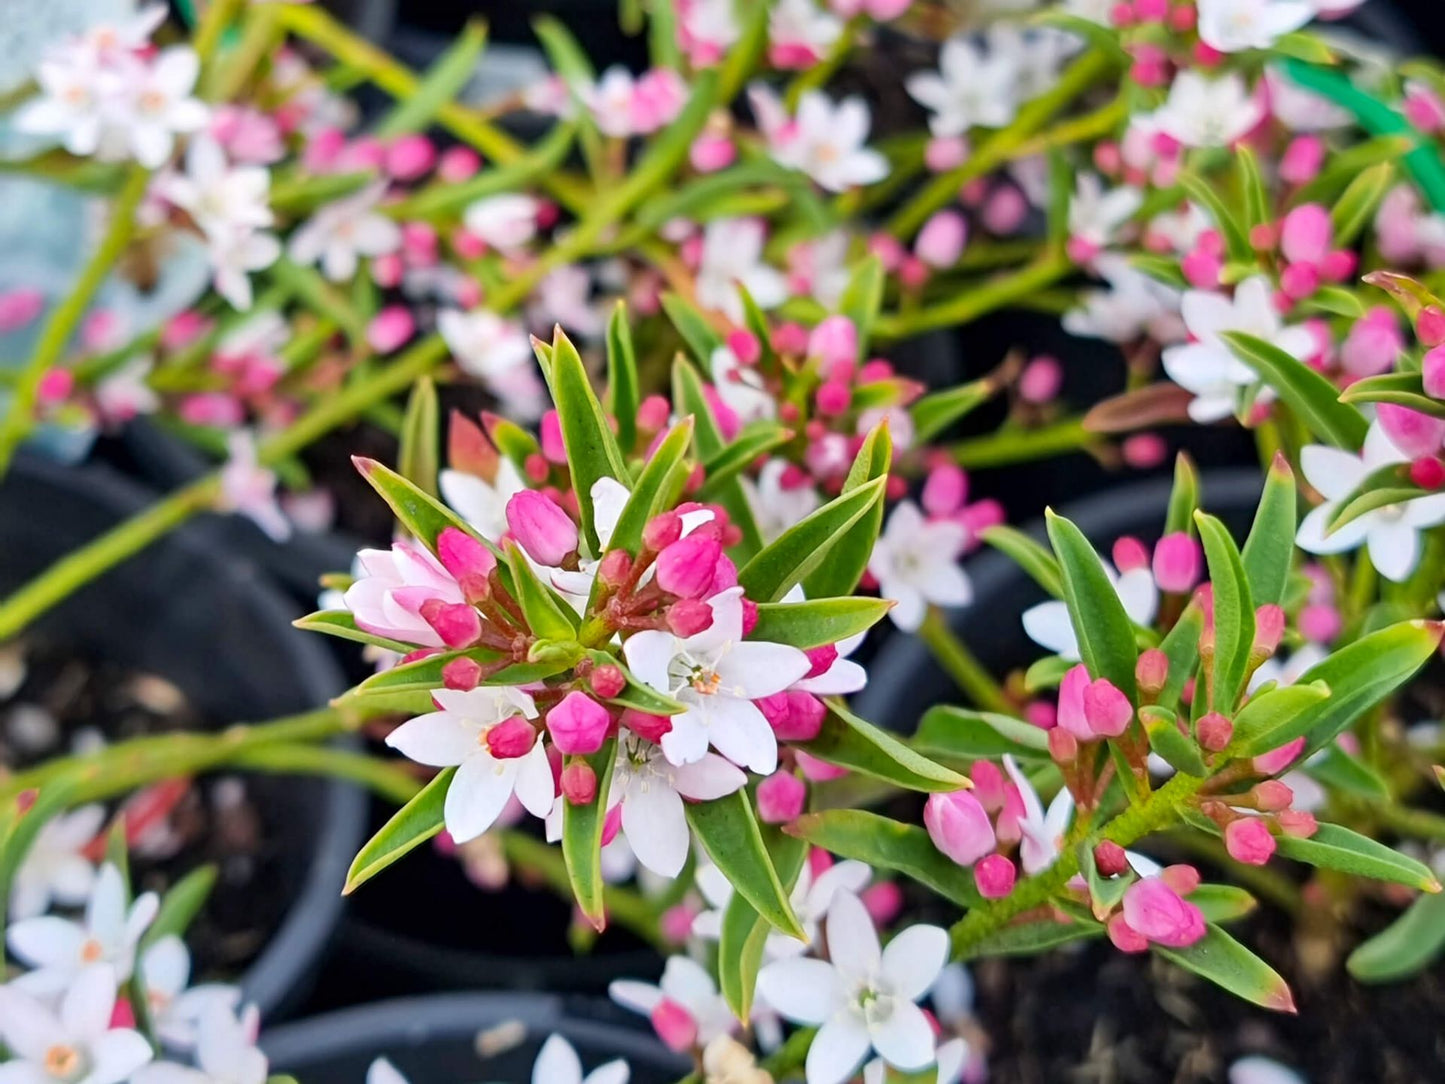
[803,644,838,679]
[442,657,483,690]
[1048,727,1079,765]
[757,771,807,824]
[1252,780,1294,812]
[1094,840,1128,878]
[1083,679,1133,738]
[561,761,598,805]
[546,691,611,755]
[1160,863,1201,896]
[1418,305,1445,347]
[655,534,722,598]
[642,511,683,551]
[597,548,632,588]
[1424,344,1445,398]
[1196,711,1233,752]
[1412,457,1445,490]
[1253,604,1286,657]
[437,527,497,599]
[773,691,826,741]
[1112,536,1150,573]
[419,599,482,648]
[1277,810,1318,838]
[1224,817,1276,865]
[1107,914,1149,953]
[589,665,627,700]
[924,790,996,866]
[485,716,538,759]
[1152,532,1202,593]
[667,598,714,637]
[621,709,672,743]
[505,490,578,566]
[1136,648,1169,698]
[975,854,1016,899]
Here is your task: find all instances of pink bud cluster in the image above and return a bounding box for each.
[1107,866,1206,952]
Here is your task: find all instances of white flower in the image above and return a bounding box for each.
[864,1037,971,1084]
[531,1033,629,1084]
[606,733,747,877]
[206,228,282,312]
[158,136,273,238]
[1068,174,1142,253]
[6,863,158,997]
[905,36,1019,136]
[693,857,871,958]
[1197,0,1314,53]
[438,309,534,381]
[769,0,843,63]
[710,345,776,426]
[682,0,741,60]
[623,587,810,774]
[1062,255,1183,345]
[15,57,116,158]
[1153,72,1264,148]
[695,218,788,323]
[1022,562,1157,660]
[287,181,402,282]
[0,965,153,1084]
[750,86,888,193]
[610,955,737,1047]
[1161,276,1314,423]
[1003,754,1074,875]
[139,936,242,1052]
[366,1060,408,1084]
[463,194,539,252]
[385,687,556,843]
[120,47,210,167]
[133,1004,267,1084]
[218,431,290,543]
[94,357,159,422]
[9,804,103,921]
[743,459,821,543]
[868,502,972,632]
[1295,423,1445,582]
[1229,1055,1307,1084]
[757,892,948,1084]
[439,458,529,542]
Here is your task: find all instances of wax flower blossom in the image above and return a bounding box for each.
[749,86,889,192]
[0,965,153,1084]
[868,501,972,631]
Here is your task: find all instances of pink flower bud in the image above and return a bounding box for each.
[803,645,838,679]
[772,691,826,741]
[1424,345,1445,399]
[1196,711,1233,752]
[815,380,852,416]
[651,999,698,1053]
[1254,736,1305,776]
[1414,457,1445,490]
[539,411,567,463]
[1152,532,1202,593]
[1122,433,1167,469]
[689,133,736,173]
[621,709,672,743]
[1094,840,1128,877]
[546,692,611,755]
[1049,726,1079,765]
[598,549,632,588]
[386,133,436,180]
[1181,248,1223,289]
[924,135,968,172]
[921,464,967,517]
[1341,307,1404,377]
[971,761,1006,810]
[1225,817,1277,865]
[808,317,859,373]
[1019,356,1063,404]
[655,535,722,598]
[561,761,598,804]
[667,598,715,637]
[1419,306,1445,348]
[1253,780,1294,812]
[660,903,697,944]
[1253,604,1285,656]
[757,771,807,823]
[1280,135,1325,185]
[1083,679,1133,738]
[975,854,1016,899]
[1161,863,1200,896]
[437,527,497,596]
[0,287,45,332]
[643,511,683,551]
[419,600,482,648]
[1298,603,1341,644]
[366,305,415,354]
[915,210,967,269]
[438,146,481,182]
[1056,665,1092,740]
[862,881,904,926]
[924,790,996,867]
[725,328,761,367]
[1281,204,1333,265]
[1136,648,1169,697]
[485,716,538,759]
[589,665,627,700]
[1377,403,1445,459]
[1112,536,1150,573]
[1277,810,1318,838]
[1121,878,1206,947]
[36,369,73,404]
[506,490,578,565]
[983,184,1029,235]
[1107,913,1149,953]
[442,657,483,691]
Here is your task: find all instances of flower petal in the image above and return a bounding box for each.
[879,924,949,1002]
[444,754,518,843]
[756,957,843,1026]
[621,780,690,878]
[533,1035,583,1084]
[825,891,881,985]
[385,711,477,768]
[804,1014,872,1084]
[868,1000,935,1072]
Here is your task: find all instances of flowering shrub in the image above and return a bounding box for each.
[6,0,1445,1082]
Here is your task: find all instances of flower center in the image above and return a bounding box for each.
[691,666,722,696]
[79,937,105,963]
[853,984,895,1028]
[138,90,167,115]
[44,1045,85,1080]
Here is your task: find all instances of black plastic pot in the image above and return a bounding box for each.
[262,993,690,1082]
[852,469,1266,736]
[0,455,365,1020]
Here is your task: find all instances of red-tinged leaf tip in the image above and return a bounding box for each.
[15,788,38,814]
[352,455,379,477]
[1434,764,1445,791]
[1265,980,1298,1015]
[1269,451,1292,478]
[584,908,608,934]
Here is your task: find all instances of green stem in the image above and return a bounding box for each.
[226,743,421,805]
[917,607,1012,715]
[951,416,1097,470]
[0,166,151,475]
[872,254,1072,339]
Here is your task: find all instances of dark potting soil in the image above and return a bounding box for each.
[0,640,289,980]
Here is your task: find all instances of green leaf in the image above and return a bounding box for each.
[698,423,794,499]
[1241,455,1296,607]
[909,376,996,445]
[1229,680,1332,757]
[533,15,596,82]
[1290,621,1443,756]
[1331,162,1396,247]
[686,792,804,938]
[142,865,218,947]
[1179,172,1252,262]
[1348,891,1445,983]
[375,21,486,136]
[606,302,641,451]
[602,418,694,562]
[1196,511,1254,712]
[397,378,440,500]
[390,121,577,219]
[661,292,724,363]
[837,256,885,356]
[913,706,1051,760]
[961,917,1103,960]
[802,423,892,600]
[355,457,478,554]
[293,610,415,655]
[1140,705,1206,777]
[1277,823,1442,892]
[561,738,619,930]
[1157,602,1204,711]
[345,769,454,894]
[1046,510,1138,698]
[750,598,893,649]
[583,650,685,715]
[788,810,981,909]
[672,355,765,559]
[738,477,886,603]
[1153,925,1295,1012]
[1165,454,1200,537]
[797,703,968,792]
[1325,462,1430,534]
[1190,884,1258,924]
[720,831,806,1019]
[1222,331,1368,449]
[487,414,542,465]
[353,649,569,697]
[980,525,1062,598]
[1339,372,1445,418]
[1023,654,1074,693]
[1236,146,1269,230]
[537,330,630,553]
[1306,745,1390,801]
[506,542,579,640]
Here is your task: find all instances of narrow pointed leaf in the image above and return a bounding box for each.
[802,424,892,600]
[1222,331,1368,449]
[686,792,804,939]
[562,738,619,930]
[602,418,694,561]
[606,302,641,451]
[1153,925,1295,1012]
[698,423,794,499]
[1179,172,1252,261]
[980,525,1062,597]
[1306,745,1390,801]
[1331,162,1396,246]
[293,611,415,655]
[961,917,1103,959]
[1141,705,1206,777]
[1229,681,1332,757]
[142,866,218,947]
[749,597,893,649]
[788,810,981,908]
[1046,510,1138,698]
[1196,511,1254,712]
[739,477,886,603]
[720,831,806,1019]
[1277,823,1442,892]
[375,21,487,136]
[1189,884,1257,924]
[913,706,1051,760]
[345,769,454,894]
[1348,892,1445,983]
[662,292,724,363]
[355,457,477,554]
[397,378,440,499]
[797,703,968,792]
[1339,372,1445,418]
[672,355,764,558]
[1165,454,1200,536]
[1241,456,1295,606]
[837,256,884,356]
[506,542,579,640]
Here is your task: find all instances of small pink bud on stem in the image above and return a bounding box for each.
[666,598,714,637]
[589,665,627,700]
[1196,711,1233,752]
[1225,817,1277,865]
[419,599,482,648]
[1136,649,1169,700]
[1082,679,1133,738]
[757,771,807,823]
[547,692,611,755]
[1152,532,1202,593]
[642,511,683,551]
[924,790,996,866]
[1093,840,1128,878]
[621,709,672,743]
[506,490,578,565]
[561,762,598,804]
[486,716,538,759]
[655,535,722,598]
[437,527,496,601]
[442,657,483,690]
[975,854,1016,899]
